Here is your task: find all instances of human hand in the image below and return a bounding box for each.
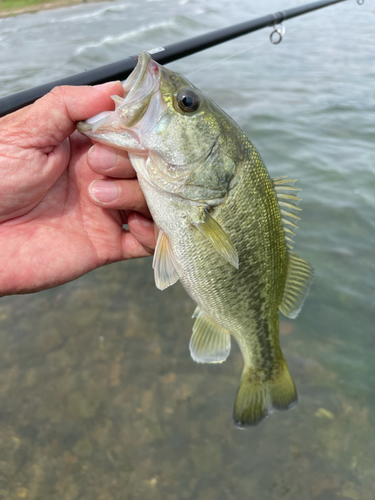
[0,83,155,296]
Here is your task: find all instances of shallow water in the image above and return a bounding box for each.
[0,0,374,499]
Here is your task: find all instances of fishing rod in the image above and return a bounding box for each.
[0,0,363,117]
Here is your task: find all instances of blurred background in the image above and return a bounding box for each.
[0,0,374,499]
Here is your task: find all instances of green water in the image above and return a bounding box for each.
[0,0,374,498]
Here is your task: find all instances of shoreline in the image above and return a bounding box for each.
[0,0,109,18]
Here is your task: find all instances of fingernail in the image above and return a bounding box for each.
[134,212,153,227]
[89,145,116,170]
[89,180,119,203]
[94,80,120,90]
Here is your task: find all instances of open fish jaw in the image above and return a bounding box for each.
[77,51,162,153]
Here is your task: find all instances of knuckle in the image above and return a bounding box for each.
[49,86,66,107]
[48,86,74,116]
[49,85,70,103]
[47,87,71,118]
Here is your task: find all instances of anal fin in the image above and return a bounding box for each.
[189,307,231,364]
[280,252,314,319]
[152,229,179,291]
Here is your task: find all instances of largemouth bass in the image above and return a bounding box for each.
[77,51,314,427]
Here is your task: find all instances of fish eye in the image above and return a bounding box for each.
[176,89,200,113]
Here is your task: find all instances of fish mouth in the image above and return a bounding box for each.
[77,51,161,151]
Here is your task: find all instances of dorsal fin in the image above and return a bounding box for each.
[280,252,314,319]
[273,177,302,249]
[273,177,314,316]
[152,229,179,290]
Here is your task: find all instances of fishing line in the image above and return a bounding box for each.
[185,40,269,78]
[185,27,299,78]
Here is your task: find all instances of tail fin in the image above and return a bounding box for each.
[233,357,297,428]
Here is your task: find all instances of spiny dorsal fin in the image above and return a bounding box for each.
[273,178,300,199]
[192,211,239,269]
[273,177,302,249]
[152,229,179,291]
[280,252,314,319]
[189,307,231,364]
[273,178,314,315]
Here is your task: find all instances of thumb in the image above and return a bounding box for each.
[2,81,124,149]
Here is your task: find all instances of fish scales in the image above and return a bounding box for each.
[77,51,313,427]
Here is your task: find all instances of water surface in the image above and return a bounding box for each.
[0,0,374,499]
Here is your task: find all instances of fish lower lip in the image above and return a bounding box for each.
[77,120,92,132]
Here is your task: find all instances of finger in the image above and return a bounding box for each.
[87,144,136,178]
[126,212,156,255]
[120,231,155,259]
[2,82,124,149]
[88,178,151,218]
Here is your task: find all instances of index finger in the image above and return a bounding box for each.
[0,82,125,150]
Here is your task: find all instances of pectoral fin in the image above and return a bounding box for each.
[280,252,314,319]
[152,229,179,291]
[189,307,231,363]
[192,211,239,269]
